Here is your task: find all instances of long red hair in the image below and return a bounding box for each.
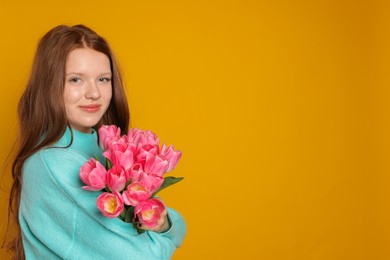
[3,24,130,259]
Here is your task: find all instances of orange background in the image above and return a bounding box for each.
[1,1,390,259]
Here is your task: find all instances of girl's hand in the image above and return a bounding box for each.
[137,208,170,233]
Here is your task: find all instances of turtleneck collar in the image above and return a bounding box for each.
[53,126,104,163]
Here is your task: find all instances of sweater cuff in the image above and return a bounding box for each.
[159,207,186,247]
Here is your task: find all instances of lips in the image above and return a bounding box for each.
[79,104,101,113]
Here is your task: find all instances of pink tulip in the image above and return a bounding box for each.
[160,144,182,172]
[80,158,107,191]
[128,128,160,147]
[127,163,144,182]
[136,144,159,166]
[98,125,121,150]
[106,165,127,192]
[139,173,164,194]
[103,139,136,170]
[122,182,152,206]
[96,192,124,218]
[128,163,164,193]
[134,198,166,229]
[105,134,129,153]
[144,155,169,177]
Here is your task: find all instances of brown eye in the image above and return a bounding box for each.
[99,77,111,82]
[69,77,81,83]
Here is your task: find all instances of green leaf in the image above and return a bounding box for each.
[125,206,135,223]
[119,208,127,221]
[125,207,146,234]
[152,176,184,197]
[125,179,133,188]
[106,158,112,169]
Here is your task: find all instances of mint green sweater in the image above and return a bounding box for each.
[19,127,186,259]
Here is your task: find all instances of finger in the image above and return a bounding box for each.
[153,214,170,232]
[137,222,144,229]
[135,221,150,230]
[157,215,165,227]
[161,209,167,217]
[136,221,159,231]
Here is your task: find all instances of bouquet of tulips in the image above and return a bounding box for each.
[79,125,183,232]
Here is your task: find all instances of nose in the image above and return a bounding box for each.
[85,81,100,100]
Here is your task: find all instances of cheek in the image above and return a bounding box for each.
[64,86,83,105]
[102,86,113,104]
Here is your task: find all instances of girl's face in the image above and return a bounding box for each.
[64,48,112,133]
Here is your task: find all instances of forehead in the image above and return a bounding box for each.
[66,48,111,74]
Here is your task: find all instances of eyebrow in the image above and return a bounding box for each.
[65,72,112,76]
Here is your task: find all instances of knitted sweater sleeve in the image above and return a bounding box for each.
[20,148,186,260]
